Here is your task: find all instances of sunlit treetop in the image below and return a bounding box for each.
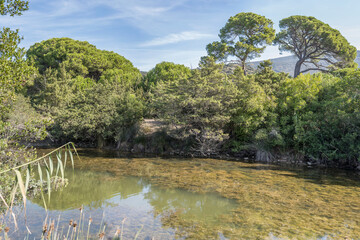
[274,15,357,77]
[26,38,141,82]
[207,12,275,75]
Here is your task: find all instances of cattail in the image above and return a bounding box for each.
[50,220,55,231]
[99,232,105,239]
[114,228,121,237]
[89,217,93,224]
[69,219,73,226]
[4,227,9,233]
[42,223,48,234]
[73,221,77,232]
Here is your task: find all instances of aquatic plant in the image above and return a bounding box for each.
[0,142,78,236]
[38,210,140,240]
[74,153,360,239]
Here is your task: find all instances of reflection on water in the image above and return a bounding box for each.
[8,148,360,239]
[10,167,236,239]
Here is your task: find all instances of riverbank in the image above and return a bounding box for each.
[31,119,360,170]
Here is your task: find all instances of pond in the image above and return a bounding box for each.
[6,149,360,239]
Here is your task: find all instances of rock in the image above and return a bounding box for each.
[118,142,130,151]
[132,143,145,153]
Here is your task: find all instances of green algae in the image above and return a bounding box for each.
[35,149,360,239]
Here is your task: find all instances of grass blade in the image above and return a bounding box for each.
[46,169,51,202]
[64,148,68,169]
[68,148,74,170]
[38,163,43,184]
[14,170,27,211]
[49,156,54,176]
[43,158,49,171]
[25,165,31,195]
[37,163,48,211]
[134,225,143,240]
[9,184,19,230]
[0,192,9,209]
[58,157,65,181]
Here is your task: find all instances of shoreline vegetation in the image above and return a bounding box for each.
[17,17,358,170]
[1,1,359,172]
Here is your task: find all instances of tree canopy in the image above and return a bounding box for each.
[0,0,33,119]
[143,61,192,91]
[206,12,275,74]
[26,38,142,82]
[0,0,28,16]
[26,38,145,147]
[274,15,357,77]
[151,57,238,155]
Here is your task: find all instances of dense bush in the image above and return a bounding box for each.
[147,58,360,166]
[26,38,145,147]
[4,34,357,167]
[229,61,287,149]
[143,61,192,92]
[151,57,238,155]
[290,72,360,166]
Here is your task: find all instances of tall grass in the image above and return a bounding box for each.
[0,143,145,240]
[0,142,78,236]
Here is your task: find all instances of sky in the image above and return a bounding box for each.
[1,0,360,71]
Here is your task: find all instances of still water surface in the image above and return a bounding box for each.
[9,149,360,239]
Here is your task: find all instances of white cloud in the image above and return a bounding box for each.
[141,31,214,47]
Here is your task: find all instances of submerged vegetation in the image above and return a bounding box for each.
[27,150,360,239]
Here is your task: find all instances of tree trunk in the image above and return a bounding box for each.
[242,61,247,76]
[294,60,302,78]
[97,134,105,149]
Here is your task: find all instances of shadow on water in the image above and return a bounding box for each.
[12,165,236,239]
[237,164,360,187]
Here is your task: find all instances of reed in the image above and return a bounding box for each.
[0,143,144,240]
[37,211,138,240]
[0,142,78,237]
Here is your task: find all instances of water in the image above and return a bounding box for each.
[6,149,360,239]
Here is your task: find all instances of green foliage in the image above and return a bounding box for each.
[0,0,48,213]
[207,12,275,74]
[151,57,238,155]
[0,27,34,118]
[26,38,145,147]
[0,95,49,198]
[1,143,75,227]
[277,72,360,165]
[143,61,192,91]
[4,94,50,142]
[26,38,142,82]
[274,15,357,77]
[277,74,326,147]
[153,57,237,130]
[0,0,28,16]
[229,61,287,149]
[55,80,144,146]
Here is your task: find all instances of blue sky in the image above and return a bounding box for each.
[1,0,360,70]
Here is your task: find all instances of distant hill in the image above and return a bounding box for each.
[141,51,360,77]
[225,50,360,76]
